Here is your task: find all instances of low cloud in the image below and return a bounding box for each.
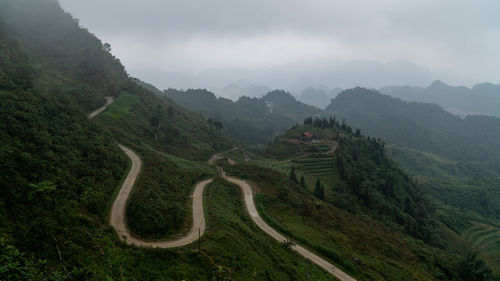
[59,0,500,91]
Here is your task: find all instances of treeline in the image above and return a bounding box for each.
[302,116,362,137]
[334,136,435,241]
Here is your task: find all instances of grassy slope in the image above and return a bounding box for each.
[218,123,500,280]
[222,163,463,281]
[78,178,340,280]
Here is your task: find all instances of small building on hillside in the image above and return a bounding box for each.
[301,131,316,142]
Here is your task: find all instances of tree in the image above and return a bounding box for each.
[457,253,493,281]
[314,179,325,200]
[355,128,361,137]
[289,166,298,183]
[150,104,166,141]
[102,43,111,53]
[167,106,175,118]
[214,121,223,133]
[300,176,306,188]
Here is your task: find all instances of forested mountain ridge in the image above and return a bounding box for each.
[163,88,322,144]
[325,87,500,177]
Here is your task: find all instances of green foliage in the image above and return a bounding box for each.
[203,179,337,280]
[0,86,127,276]
[457,253,495,281]
[0,18,35,90]
[300,175,306,188]
[289,165,297,183]
[0,0,129,112]
[226,164,465,280]
[334,135,435,241]
[313,179,325,200]
[97,84,235,161]
[127,152,214,239]
[100,92,139,119]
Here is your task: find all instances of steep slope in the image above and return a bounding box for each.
[325,88,500,273]
[0,1,356,279]
[1,0,128,112]
[0,11,128,278]
[216,123,493,281]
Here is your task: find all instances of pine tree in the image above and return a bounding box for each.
[314,179,325,200]
[355,128,361,137]
[300,176,306,188]
[289,166,298,183]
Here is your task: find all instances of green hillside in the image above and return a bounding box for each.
[2,0,500,280]
[218,122,495,280]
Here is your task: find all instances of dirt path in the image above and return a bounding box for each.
[89,98,355,279]
[223,175,357,281]
[208,146,238,165]
[89,95,211,248]
[88,96,114,119]
[110,146,211,248]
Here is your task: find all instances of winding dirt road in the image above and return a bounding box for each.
[89,96,212,248]
[88,96,114,119]
[89,97,356,280]
[224,175,357,281]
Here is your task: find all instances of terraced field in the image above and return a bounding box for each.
[463,222,500,272]
[294,154,336,176]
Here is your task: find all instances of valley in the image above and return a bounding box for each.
[1,0,500,280]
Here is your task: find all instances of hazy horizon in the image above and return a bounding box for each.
[59,0,500,96]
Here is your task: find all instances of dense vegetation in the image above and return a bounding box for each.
[0,8,127,277]
[228,121,500,280]
[267,120,435,242]
[220,159,494,280]
[325,87,500,177]
[126,152,214,239]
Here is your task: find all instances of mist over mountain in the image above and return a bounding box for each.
[298,87,343,109]
[380,80,500,117]
[128,59,436,97]
[217,82,271,100]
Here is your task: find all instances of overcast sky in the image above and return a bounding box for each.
[59,0,500,95]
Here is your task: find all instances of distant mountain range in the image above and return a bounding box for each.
[214,79,500,118]
[380,80,500,117]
